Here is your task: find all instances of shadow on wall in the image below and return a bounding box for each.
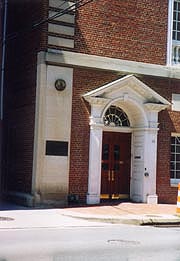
[74,9,90,54]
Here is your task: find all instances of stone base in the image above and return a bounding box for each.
[4,191,68,208]
[86,193,100,205]
[147,194,158,204]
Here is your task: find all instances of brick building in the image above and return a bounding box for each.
[0,0,180,206]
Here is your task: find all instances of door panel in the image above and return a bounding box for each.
[101,132,131,199]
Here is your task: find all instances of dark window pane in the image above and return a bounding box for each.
[176,146,180,153]
[178,3,180,11]
[176,162,180,170]
[114,163,120,171]
[171,137,176,144]
[171,162,175,170]
[177,22,180,30]
[174,1,177,10]
[176,171,180,178]
[177,31,180,40]
[102,144,109,160]
[171,154,175,161]
[114,145,120,160]
[173,21,177,30]
[170,171,175,179]
[174,11,177,20]
[102,163,109,171]
[171,146,175,153]
[176,154,180,161]
[173,31,176,40]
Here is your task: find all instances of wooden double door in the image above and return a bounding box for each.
[101,132,131,200]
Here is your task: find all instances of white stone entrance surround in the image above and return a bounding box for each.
[83,75,170,204]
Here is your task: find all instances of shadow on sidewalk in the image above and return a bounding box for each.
[0,200,29,211]
[67,198,131,208]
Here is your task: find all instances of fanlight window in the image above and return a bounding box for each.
[103,106,130,127]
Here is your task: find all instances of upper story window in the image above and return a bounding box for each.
[169,0,180,65]
[173,1,180,41]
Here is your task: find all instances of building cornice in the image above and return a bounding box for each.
[45,49,180,80]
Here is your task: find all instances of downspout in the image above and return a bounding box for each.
[0,0,8,196]
[0,0,8,120]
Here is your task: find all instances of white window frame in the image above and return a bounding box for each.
[167,0,173,65]
[170,133,180,186]
[167,0,180,65]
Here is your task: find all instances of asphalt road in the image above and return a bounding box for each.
[0,223,180,261]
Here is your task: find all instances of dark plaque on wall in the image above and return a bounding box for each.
[46,141,68,156]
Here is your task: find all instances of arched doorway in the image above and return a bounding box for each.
[83,75,170,204]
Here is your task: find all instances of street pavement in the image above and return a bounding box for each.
[0,201,180,229]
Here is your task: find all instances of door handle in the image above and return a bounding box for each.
[108,170,111,182]
[112,170,114,181]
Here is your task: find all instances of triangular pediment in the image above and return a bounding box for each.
[83,75,171,107]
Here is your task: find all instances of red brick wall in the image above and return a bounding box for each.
[2,0,179,205]
[3,0,48,193]
[69,68,119,201]
[70,70,180,203]
[142,77,180,203]
[157,110,178,204]
[75,0,168,65]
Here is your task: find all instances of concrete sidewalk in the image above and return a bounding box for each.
[62,202,180,225]
[0,202,179,229]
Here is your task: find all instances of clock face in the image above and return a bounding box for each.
[55,79,66,91]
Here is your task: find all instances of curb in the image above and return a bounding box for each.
[61,213,180,226]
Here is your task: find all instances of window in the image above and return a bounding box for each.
[169,0,180,64]
[173,1,180,41]
[172,93,180,111]
[103,106,130,127]
[170,135,180,184]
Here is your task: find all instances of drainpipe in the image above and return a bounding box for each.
[0,0,8,197]
[1,0,8,120]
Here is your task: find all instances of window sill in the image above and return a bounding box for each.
[170,179,180,187]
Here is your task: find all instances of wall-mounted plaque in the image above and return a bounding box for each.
[46,141,68,156]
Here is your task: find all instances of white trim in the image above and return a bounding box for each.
[46,49,180,80]
[167,0,174,65]
[87,127,103,204]
[170,178,180,186]
[171,132,180,136]
[83,75,170,106]
[84,75,171,106]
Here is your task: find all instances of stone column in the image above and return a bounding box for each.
[142,107,161,204]
[143,128,158,204]
[87,125,103,204]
